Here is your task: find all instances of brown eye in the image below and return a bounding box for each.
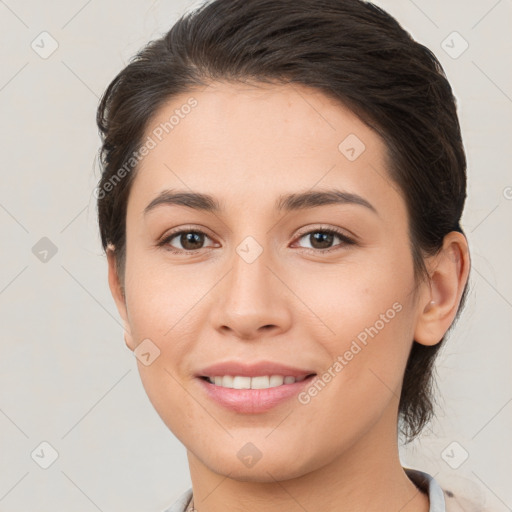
[295,228,356,252]
[308,231,336,249]
[176,232,206,250]
[160,229,215,253]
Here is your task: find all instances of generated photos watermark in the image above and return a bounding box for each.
[94,97,198,200]
[298,301,403,404]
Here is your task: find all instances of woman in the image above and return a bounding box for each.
[95,1,474,510]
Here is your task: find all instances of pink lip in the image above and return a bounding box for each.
[196,360,316,378]
[195,360,317,414]
[196,375,316,413]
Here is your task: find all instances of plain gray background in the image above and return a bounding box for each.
[0,0,511,510]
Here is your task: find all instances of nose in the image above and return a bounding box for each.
[210,242,292,341]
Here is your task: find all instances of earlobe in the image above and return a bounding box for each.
[413,232,470,347]
[123,331,135,352]
[106,246,135,352]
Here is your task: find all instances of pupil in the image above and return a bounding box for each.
[312,232,333,249]
[182,232,203,250]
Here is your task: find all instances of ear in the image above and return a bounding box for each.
[413,231,470,346]
[106,245,136,352]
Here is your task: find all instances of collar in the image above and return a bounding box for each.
[405,467,446,512]
[166,468,447,512]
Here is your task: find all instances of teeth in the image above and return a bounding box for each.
[206,375,308,389]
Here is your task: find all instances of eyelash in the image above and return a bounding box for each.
[158,225,356,255]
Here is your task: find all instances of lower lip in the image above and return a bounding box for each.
[196,375,316,414]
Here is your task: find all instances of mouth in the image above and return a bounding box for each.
[196,371,317,414]
[199,374,316,389]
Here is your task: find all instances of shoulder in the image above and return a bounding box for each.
[443,488,482,512]
[165,477,498,512]
[405,467,493,512]
[161,487,193,512]
[438,474,496,512]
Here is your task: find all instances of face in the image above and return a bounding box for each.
[110,81,428,481]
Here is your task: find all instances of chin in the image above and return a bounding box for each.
[199,448,314,482]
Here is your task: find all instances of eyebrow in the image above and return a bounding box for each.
[143,188,378,216]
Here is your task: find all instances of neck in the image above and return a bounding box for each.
[185,405,429,512]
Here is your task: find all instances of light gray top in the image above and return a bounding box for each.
[162,468,448,512]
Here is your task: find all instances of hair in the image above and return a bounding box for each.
[96,0,470,442]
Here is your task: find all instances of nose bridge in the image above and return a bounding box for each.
[211,232,291,338]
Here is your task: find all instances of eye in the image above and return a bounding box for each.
[158,225,356,255]
[159,228,216,253]
[294,227,356,252]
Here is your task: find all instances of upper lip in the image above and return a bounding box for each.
[197,361,317,378]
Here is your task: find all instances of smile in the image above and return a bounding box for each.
[197,373,317,413]
[201,374,312,389]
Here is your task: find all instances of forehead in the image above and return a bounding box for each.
[142,81,376,155]
[128,81,402,220]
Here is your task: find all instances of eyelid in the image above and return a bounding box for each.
[294,224,355,241]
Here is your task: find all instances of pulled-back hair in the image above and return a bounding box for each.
[96,0,470,442]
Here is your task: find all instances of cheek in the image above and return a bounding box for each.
[123,265,205,439]
[292,243,415,349]
[124,247,208,341]
[122,255,204,407]
[291,247,416,409]
[287,296,414,463]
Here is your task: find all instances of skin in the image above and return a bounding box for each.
[107,81,470,512]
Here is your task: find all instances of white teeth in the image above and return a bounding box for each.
[233,376,251,389]
[269,375,284,387]
[207,375,306,389]
[251,376,270,389]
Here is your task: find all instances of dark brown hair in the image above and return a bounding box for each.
[96,0,470,442]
